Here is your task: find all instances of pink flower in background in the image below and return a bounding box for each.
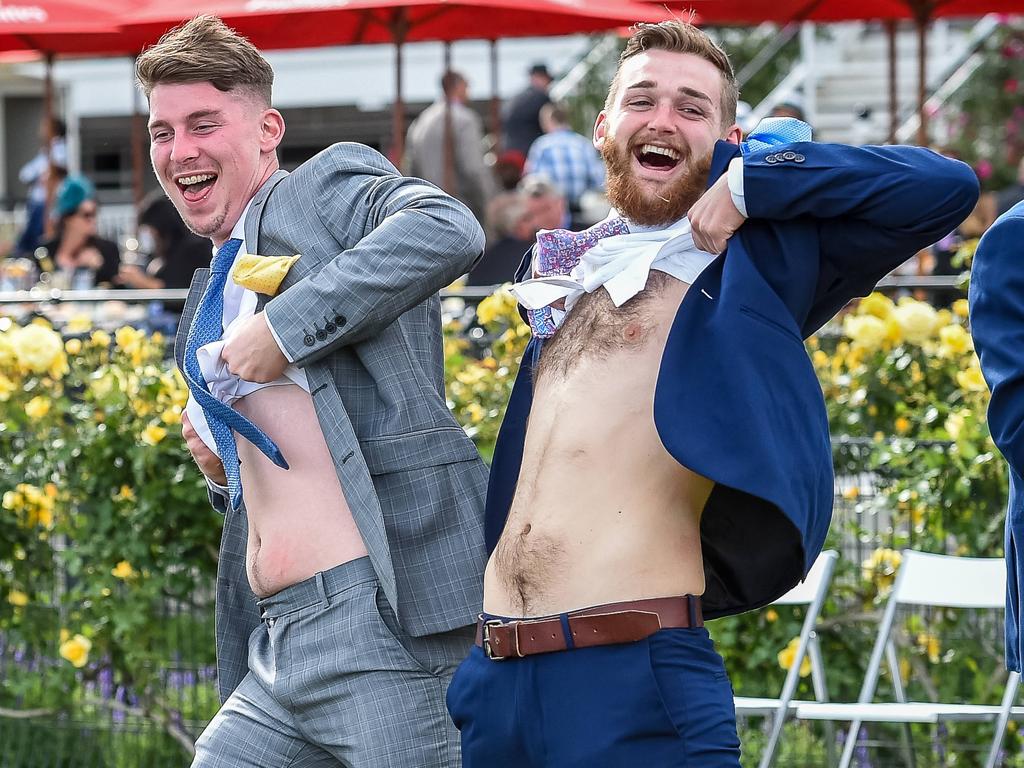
[1004,78,1019,94]
[976,159,994,180]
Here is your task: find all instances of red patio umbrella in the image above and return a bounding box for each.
[683,0,1020,145]
[121,0,671,164]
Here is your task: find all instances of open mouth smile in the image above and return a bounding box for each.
[634,144,682,173]
[175,172,218,204]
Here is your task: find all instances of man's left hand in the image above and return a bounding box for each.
[221,312,289,383]
[688,173,746,255]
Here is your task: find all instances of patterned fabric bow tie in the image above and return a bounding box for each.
[526,217,630,337]
[181,237,289,511]
[740,116,813,154]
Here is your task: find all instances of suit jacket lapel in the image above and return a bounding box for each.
[174,268,211,373]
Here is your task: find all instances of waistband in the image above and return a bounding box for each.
[256,556,376,618]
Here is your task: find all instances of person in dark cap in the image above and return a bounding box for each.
[35,175,120,288]
[501,62,554,156]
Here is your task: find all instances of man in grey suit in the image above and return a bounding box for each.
[136,15,488,767]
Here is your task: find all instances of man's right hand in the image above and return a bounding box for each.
[182,410,227,486]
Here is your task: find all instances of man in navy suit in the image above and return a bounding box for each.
[969,202,1024,677]
[446,20,979,766]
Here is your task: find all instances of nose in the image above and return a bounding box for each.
[169,132,200,165]
[646,101,678,135]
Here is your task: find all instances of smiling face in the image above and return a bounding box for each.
[148,82,284,246]
[594,49,741,226]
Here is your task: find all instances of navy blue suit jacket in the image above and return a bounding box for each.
[968,200,1024,671]
[486,140,979,619]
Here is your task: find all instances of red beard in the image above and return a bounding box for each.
[601,135,713,227]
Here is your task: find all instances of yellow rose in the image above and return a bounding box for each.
[952,299,969,319]
[7,590,28,607]
[10,323,64,374]
[765,608,778,623]
[857,292,895,320]
[2,490,23,510]
[843,314,887,350]
[0,374,16,402]
[64,338,83,355]
[917,632,941,664]
[111,561,136,580]
[475,294,501,326]
[59,634,92,668]
[115,485,135,502]
[862,547,902,592]
[24,395,51,419]
[811,350,828,368]
[90,330,111,348]
[0,332,15,366]
[893,300,939,344]
[160,406,182,425]
[945,411,966,440]
[777,637,812,677]
[140,424,168,446]
[938,324,972,356]
[895,416,911,435]
[64,315,92,334]
[956,367,987,393]
[114,326,145,351]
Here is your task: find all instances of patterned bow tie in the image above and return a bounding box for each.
[526,217,630,337]
[181,237,289,511]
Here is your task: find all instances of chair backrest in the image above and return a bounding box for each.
[775,549,840,606]
[892,550,1006,609]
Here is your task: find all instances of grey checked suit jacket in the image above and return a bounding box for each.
[174,143,489,702]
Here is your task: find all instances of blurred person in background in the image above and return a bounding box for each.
[526,101,606,231]
[502,63,553,156]
[35,175,120,288]
[116,191,212,290]
[406,69,493,226]
[14,117,68,257]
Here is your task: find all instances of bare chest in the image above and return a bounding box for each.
[536,271,688,380]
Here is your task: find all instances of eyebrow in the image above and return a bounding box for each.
[148,109,224,131]
[623,81,714,106]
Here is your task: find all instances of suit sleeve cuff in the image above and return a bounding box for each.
[263,310,296,364]
[727,156,748,218]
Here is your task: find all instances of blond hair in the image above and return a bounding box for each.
[606,21,738,128]
[136,15,273,106]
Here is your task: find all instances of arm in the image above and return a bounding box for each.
[741,143,979,279]
[265,145,485,367]
[969,211,1024,476]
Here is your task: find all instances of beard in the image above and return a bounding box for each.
[601,134,713,227]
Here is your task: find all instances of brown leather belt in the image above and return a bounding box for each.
[474,595,703,661]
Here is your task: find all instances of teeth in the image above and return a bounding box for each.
[177,174,215,186]
[639,144,680,160]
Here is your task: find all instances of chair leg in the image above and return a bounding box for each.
[899,721,917,768]
[838,720,861,768]
[758,708,788,768]
[984,672,1019,768]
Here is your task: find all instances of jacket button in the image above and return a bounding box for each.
[325,321,337,334]
[303,334,315,347]
[766,155,778,164]
[334,314,347,326]
[782,151,796,160]
[794,154,806,162]
[316,329,327,341]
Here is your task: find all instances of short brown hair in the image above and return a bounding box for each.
[136,15,274,106]
[606,21,738,128]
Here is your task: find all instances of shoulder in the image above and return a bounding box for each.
[288,143,399,184]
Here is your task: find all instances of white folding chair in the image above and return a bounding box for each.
[734,549,839,768]
[794,550,1022,768]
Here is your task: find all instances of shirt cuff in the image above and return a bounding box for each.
[207,477,229,496]
[727,156,748,219]
[263,310,295,364]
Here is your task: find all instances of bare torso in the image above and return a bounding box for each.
[234,384,367,597]
[483,272,713,617]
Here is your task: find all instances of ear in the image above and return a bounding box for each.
[593,110,608,150]
[260,109,286,153]
[722,122,742,146]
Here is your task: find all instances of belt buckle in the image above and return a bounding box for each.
[482,619,519,661]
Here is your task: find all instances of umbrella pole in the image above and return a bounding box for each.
[887,20,898,144]
[131,56,145,214]
[916,15,928,147]
[443,42,456,195]
[390,9,408,167]
[42,53,56,241]
[490,39,500,146]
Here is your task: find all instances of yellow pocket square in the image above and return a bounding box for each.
[231,253,300,296]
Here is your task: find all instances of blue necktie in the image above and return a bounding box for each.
[181,237,288,511]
